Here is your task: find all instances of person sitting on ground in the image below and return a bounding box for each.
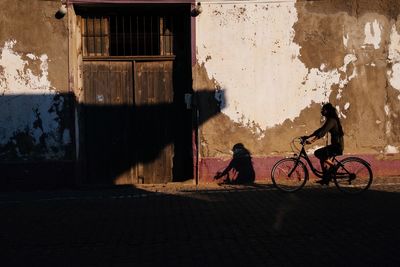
[301,103,344,185]
[214,143,255,184]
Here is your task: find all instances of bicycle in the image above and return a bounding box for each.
[271,137,373,194]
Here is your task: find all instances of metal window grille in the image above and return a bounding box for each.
[82,15,174,57]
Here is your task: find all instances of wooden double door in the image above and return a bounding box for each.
[82,59,174,184]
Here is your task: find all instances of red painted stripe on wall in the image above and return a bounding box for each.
[199,155,400,183]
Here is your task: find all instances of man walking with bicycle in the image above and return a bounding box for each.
[301,103,344,185]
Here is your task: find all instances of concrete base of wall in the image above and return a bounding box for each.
[200,154,400,183]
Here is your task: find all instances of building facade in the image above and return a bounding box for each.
[0,0,399,187]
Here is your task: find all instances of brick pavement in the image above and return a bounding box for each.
[0,177,399,266]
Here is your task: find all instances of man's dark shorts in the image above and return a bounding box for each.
[314,144,343,160]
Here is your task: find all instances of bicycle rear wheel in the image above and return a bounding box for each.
[333,157,373,194]
[271,158,308,192]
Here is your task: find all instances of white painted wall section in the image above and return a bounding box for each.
[196,2,357,134]
[384,145,399,154]
[363,20,382,49]
[0,40,69,159]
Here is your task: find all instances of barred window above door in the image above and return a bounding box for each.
[81,15,174,57]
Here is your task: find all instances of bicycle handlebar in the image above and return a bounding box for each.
[294,136,308,146]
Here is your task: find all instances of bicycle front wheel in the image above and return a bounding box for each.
[333,157,373,194]
[271,158,308,192]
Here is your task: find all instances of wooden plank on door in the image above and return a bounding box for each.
[83,62,110,183]
[83,61,134,185]
[109,62,134,184]
[134,60,174,184]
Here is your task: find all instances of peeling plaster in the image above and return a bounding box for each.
[388,25,400,91]
[0,40,51,93]
[384,104,390,116]
[363,20,382,49]
[384,145,399,154]
[343,33,349,48]
[336,105,347,119]
[0,40,70,160]
[197,3,358,134]
[384,104,392,137]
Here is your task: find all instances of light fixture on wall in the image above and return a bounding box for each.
[191,2,203,17]
[58,4,67,16]
[55,1,67,19]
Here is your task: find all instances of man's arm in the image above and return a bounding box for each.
[312,118,335,139]
[303,118,335,144]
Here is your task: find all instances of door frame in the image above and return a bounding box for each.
[68,3,194,184]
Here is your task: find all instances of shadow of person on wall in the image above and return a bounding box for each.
[214,143,255,184]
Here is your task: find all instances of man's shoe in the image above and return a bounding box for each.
[316,169,332,185]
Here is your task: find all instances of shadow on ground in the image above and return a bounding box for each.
[0,185,398,266]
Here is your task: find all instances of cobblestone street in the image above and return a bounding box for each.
[0,178,399,266]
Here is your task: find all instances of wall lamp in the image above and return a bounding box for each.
[55,3,67,19]
[59,4,67,15]
[191,2,203,17]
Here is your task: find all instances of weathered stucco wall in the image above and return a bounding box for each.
[0,0,72,161]
[1,0,399,184]
[195,0,400,180]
